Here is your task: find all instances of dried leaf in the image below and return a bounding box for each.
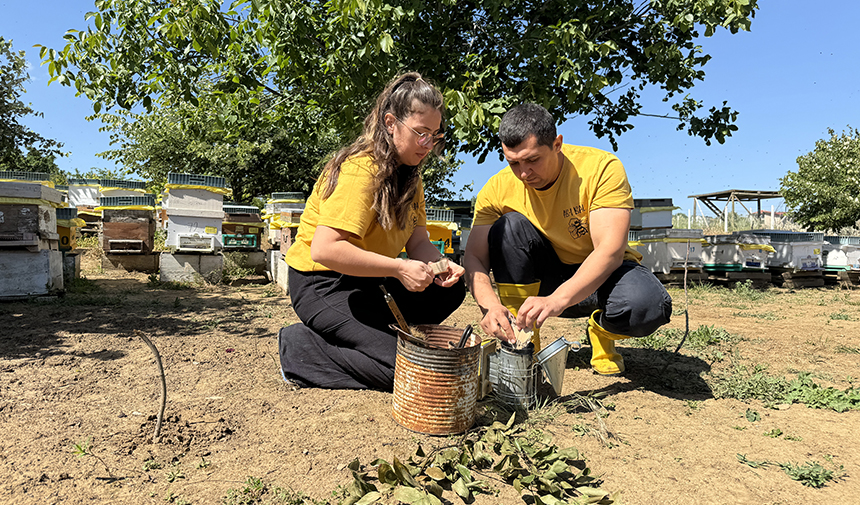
[425,467,447,481]
[393,486,424,503]
[347,458,361,471]
[425,480,444,498]
[378,462,398,485]
[393,456,420,487]
[452,477,471,501]
[355,491,381,505]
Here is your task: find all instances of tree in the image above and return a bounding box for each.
[780,127,860,232]
[41,0,757,166]
[0,37,65,176]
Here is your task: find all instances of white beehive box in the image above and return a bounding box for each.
[702,234,772,271]
[637,229,705,274]
[0,249,64,298]
[823,236,860,270]
[743,230,823,270]
[163,188,224,213]
[68,179,101,207]
[631,198,675,230]
[165,210,224,250]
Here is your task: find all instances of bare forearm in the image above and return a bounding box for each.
[312,240,403,278]
[551,252,623,308]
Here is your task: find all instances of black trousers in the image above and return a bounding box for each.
[279,266,466,390]
[488,212,672,336]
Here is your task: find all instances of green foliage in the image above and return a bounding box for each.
[222,476,326,505]
[781,127,860,231]
[829,311,855,321]
[731,279,770,301]
[711,364,860,412]
[336,413,615,505]
[40,0,757,165]
[0,37,65,171]
[222,252,256,284]
[737,454,843,488]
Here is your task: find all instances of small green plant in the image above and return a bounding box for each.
[72,438,115,479]
[731,310,784,321]
[764,428,783,438]
[143,458,162,471]
[785,434,803,442]
[77,235,100,249]
[731,279,770,301]
[780,461,837,488]
[222,252,256,284]
[197,457,210,469]
[745,409,760,422]
[829,312,855,321]
[685,400,703,414]
[166,463,185,483]
[261,283,280,298]
[153,229,168,251]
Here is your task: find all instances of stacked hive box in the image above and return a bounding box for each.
[160,173,230,283]
[637,228,708,283]
[426,207,457,258]
[742,229,825,288]
[0,181,65,298]
[163,173,228,252]
[222,203,263,250]
[68,178,102,234]
[630,198,677,230]
[56,207,86,283]
[265,192,305,253]
[98,193,157,255]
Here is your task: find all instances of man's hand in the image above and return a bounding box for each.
[515,295,568,330]
[480,305,516,344]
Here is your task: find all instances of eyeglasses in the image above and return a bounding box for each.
[396,117,445,147]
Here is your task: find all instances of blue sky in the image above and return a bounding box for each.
[3,1,859,217]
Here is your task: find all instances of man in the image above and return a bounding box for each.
[463,103,672,375]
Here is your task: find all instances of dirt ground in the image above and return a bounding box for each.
[1,249,858,505]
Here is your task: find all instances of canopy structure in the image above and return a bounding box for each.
[688,189,783,218]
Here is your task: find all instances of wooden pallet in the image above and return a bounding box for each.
[771,268,825,289]
[706,270,772,289]
[823,270,860,288]
[655,270,708,287]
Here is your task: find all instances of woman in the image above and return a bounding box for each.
[279,73,466,390]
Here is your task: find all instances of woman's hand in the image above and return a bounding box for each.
[433,259,465,287]
[396,259,434,292]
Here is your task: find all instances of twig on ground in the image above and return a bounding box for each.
[134,330,166,443]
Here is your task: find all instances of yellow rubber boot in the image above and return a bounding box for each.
[496,281,542,352]
[588,310,630,376]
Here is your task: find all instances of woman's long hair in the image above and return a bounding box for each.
[319,72,444,231]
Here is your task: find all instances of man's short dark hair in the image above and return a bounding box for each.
[499,103,557,148]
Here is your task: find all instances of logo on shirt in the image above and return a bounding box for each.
[568,216,588,239]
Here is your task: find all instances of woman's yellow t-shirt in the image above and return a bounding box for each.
[473,144,641,265]
[285,156,426,272]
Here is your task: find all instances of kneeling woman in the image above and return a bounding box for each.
[279,73,466,390]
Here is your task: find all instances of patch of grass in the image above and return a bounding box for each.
[780,460,839,488]
[763,428,783,438]
[710,363,860,412]
[687,281,721,298]
[223,476,325,505]
[147,273,193,290]
[77,235,99,249]
[686,324,737,350]
[153,229,168,252]
[731,310,784,321]
[222,252,256,285]
[829,312,855,321]
[730,279,771,302]
[835,345,860,354]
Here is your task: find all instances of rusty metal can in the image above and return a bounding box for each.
[392,324,480,435]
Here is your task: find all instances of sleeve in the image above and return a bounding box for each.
[589,155,634,211]
[472,175,504,227]
[316,159,377,238]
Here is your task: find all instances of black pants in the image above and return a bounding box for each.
[489,212,672,336]
[279,266,466,390]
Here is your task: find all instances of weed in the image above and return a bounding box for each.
[835,345,860,354]
[71,438,115,479]
[143,458,162,471]
[687,325,736,350]
[261,283,280,298]
[77,235,100,249]
[764,428,783,438]
[166,464,185,483]
[780,461,837,488]
[731,279,771,302]
[153,229,168,251]
[731,426,747,431]
[731,310,784,321]
[222,252,256,285]
[685,400,703,414]
[197,457,210,469]
[687,282,720,297]
[223,476,266,505]
[745,409,760,422]
[829,312,855,321]
[784,434,803,442]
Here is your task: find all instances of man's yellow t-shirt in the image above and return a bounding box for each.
[285,155,426,272]
[473,144,642,265]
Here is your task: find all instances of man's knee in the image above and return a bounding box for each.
[602,273,672,337]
